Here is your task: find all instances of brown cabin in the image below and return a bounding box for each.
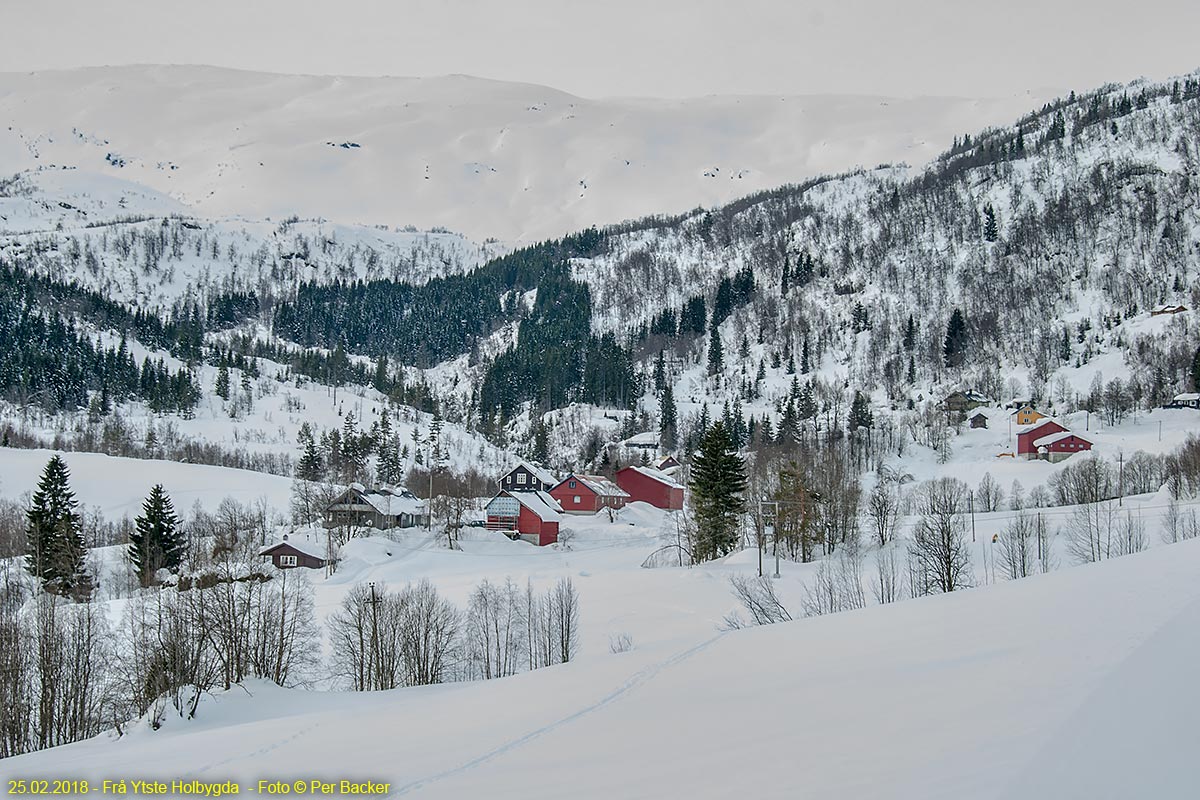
[259,535,328,570]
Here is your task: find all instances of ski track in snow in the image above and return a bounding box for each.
[393,632,726,795]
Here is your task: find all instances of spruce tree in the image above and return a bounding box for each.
[944,309,968,367]
[215,363,231,400]
[1192,347,1200,392]
[130,484,184,585]
[660,384,678,453]
[25,455,90,599]
[688,422,747,562]
[849,391,874,431]
[983,204,999,242]
[706,328,724,376]
[903,315,916,352]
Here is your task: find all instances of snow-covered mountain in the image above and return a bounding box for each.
[0,65,1052,242]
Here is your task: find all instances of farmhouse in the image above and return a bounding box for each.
[620,431,660,452]
[485,490,563,546]
[498,461,558,493]
[616,465,684,510]
[1033,431,1094,462]
[1013,405,1047,426]
[323,484,428,530]
[1151,304,1188,316]
[260,535,328,570]
[944,389,989,414]
[1016,419,1068,458]
[550,473,630,514]
[1169,393,1200,409]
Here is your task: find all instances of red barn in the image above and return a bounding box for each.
[550,473,630,514]
[485,490,562,546]
[1033,430,1093,462]
[1016,419,1067,458]
[616,466,684,510]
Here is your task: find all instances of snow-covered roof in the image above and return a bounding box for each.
[509,491,563,523]
[1174,393,1200,402]
[1018,418,1064,435]
[1034,431,1092,448]
[331,485,426,517]
[508,461,558,486]
[1153,303,1188,313]
[260,535,328,560]
[621,431,660,448]
[626,465,684,489]
[567,474,630,499]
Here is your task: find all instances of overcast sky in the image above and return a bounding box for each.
[3,0,1198,98]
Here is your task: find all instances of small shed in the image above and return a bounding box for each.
[968,411,989,429]
[485,490,563,546]
[616,466,685,510]
[550,473,630,514]
[260,535,328,570]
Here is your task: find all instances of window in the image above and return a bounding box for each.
[517,472,526,485]
[279,555,298,567]
[569,480,577,489]
[574,496,582,504]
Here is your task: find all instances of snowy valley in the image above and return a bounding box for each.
[1,59,1200,798]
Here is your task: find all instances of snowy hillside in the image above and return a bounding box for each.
[9,528,1200,798]
[0,65,1052,242]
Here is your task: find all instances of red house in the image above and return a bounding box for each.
[550,473,630,514]
[616,466,684,510]
[1016,419,1067,458]
[485,490,562,546]
[1032,430,1093,462]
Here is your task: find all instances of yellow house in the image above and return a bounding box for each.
[1014,405,1046,426]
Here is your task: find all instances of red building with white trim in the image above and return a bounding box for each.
[615,466,684,510]
[1016,419,1068,458]
[550,474,630,514]
[1032,430,1093,462]
[485,490,562,546]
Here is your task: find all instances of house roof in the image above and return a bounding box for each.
[623,465,684,490]
[1034,431,1092,448]
[621,431,660,448]
[1174,393,1200,402]
[968,410,988,419]
[1017,419,1065,436]
[559,473,630,499]
[508,491,563,523]
[331,485,426,517]
[507,461,558,486]
[260,535,328,560]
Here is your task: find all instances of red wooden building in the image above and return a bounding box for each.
[1016,419,1067,458]
[550,473,630,514]
[615,466,684,510]
[1032,430,1093,462]
[485,490,562,546]
[259,535,329,570]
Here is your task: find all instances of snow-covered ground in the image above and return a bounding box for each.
[10,513,1200,798]
[0,447,293,519]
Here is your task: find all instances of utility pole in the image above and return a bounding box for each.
[367,581,382,691]
[969,490,977,542]
[1118,451,1124,506]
